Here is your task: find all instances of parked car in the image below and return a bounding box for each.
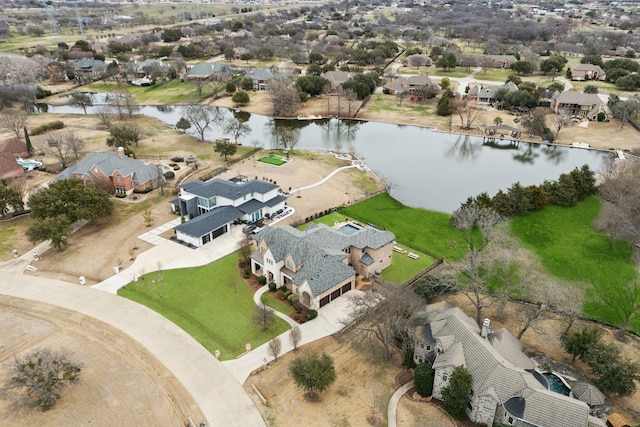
[242,224,257,235]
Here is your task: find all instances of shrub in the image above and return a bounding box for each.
[133,187,153,194]
[170,156,184,162]
[268,282,277,292]
[163,171,175,179]
[284,289,292,299]
[243,267,250,278]
[414,364,435,397]
[31,121,65,136]
[306,309,318,320]
[173,165,181,170]
[258,275,267,286]
[115,193,127,198]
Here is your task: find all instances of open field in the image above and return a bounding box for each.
[0,295,203,426]
[119,252,290,360]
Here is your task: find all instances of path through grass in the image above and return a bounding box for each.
[119,253,290,360]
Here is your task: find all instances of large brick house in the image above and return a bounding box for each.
[383,73,441,102]
[54,147,160,195]
[244,68,290,91]
[569,64,606,81]
[250,223,395,308]
[0,138,28,179]
[550,91,603,119]
[170,178,286,247]
[409,303,605,427]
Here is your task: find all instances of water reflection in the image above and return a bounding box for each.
[512,143,540,164]
[446,134,481,161]
[155,105,174,113]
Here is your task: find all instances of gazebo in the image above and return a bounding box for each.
[572,382,606,407]
[484,124,523,139]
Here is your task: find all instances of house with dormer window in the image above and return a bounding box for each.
[250,223,394,308]
[170,178,286,247]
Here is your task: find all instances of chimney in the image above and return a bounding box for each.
[117,146,125,158]
[480,318,492,339]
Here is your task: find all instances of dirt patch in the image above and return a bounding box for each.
[0,295,203,426]
[244,330,403,427]
[397,395,457,427]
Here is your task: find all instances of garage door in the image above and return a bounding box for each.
[319,295,330,307]
[341,282,352,294]
[330,288,341,301]
[212,224,228,239]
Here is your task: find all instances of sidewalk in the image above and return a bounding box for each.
[388,380,414,427]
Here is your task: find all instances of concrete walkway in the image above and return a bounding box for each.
[388,380,414,427]
[137,217,182,245]
[0,272,265,427]
[222,291,357,383]
[290,164,357,193]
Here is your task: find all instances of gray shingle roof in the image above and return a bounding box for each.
[186,62,231,78]
[175,205,242,237]
[253,226,355,297]
[182,179,278,200]
[301,223,395,251]
[420,305,590,427]
[236,198,266,214]
[54,151,157,184]
[552,91,601,106]
[359,252,375,266]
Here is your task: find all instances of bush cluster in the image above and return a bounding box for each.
[31,121,64,136]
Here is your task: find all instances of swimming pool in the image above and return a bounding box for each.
[16,158,43,170]
[542,372,571,396]
[340,224,361,235]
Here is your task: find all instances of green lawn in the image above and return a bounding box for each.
[510,197,639,331]
[118,253,290,360]
[261,292,293,316]
[381,243,436,283]
[79,80,208,105]
[474,68,515,82]
[259,156,287,166]
[427,67,473,78]
[339,193,471,261]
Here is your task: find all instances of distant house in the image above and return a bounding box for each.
[55,147,160,196]
[321,70,352,92]
[409,303,606,427]
[550,91,603,119]
[129,59,168,78]
[383,73,441,102]
[250,223,395,308]
[0,138,27,179]
[185,62,233,82]
[476,81,519,104]
[569,64,606,81]
[483,55,519,69]
[233,47,250,60]
[170,178,286,247]
[245,68,290,91]
[72,58,107,78]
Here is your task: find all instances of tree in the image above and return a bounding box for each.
[583,85,599,94]
[511,60,533,75]
[69,92,93,114]
[493,116,503,126]
[451,205,503,325]
[252,303,275,331]
[562,327,601,361]
[0,181,24,216]
[268,336,282,362]
[143,209,153,227]
[453,98,479,130]
[436,53,457,70]
[161,28,183,43]
[539,55,567,75]
[609,95,640,130]
[442,365,472,420]
[176,117,191,133]
[224,117,250,143]
[437,93,455,116]
[289,325,302,351]
[106,122,143,148]
[232,91,250,106]
[270,124,300,150]
[40,132,75,169]
[214,140,238,161]
[296,75,330,96]
[1,109,28,139]
[592,279,640,335]
[414,364,435,397]
[24,127,34,157]
[289,352,336,399]
[343,283,422,361]
[26,215,72,250]
[28,179,113,223]
[268,79,301,117]
[4,348,81,411]
[95,106,114,129]
[183,104,223,141]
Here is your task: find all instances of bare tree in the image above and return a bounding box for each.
[453,98,480,130]
[553,114,569,138]
[40,133,75,169]
[268,79,301,117]
[183,104,223,141]
[70,92,93,115]
[64,131,85,161]
[451,204,503,325]
[491,261,530,321]
[0,109,29,139]
[289,325,302,351]
[268,336,282,362]
[343,283,422,361]
[270,125,300,150]
[224,117,251,143]
[95,105,114,129]
[253,303,275,331]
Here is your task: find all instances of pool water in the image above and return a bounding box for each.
[542,372,571,396]
[16,159,43,169]
[340,224,361,235]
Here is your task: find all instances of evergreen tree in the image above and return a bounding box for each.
[442,365,473,420]
[414,363,435,397]
[24,127,33,156]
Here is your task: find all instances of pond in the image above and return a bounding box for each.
[45,103,607,213]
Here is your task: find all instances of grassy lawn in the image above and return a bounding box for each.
[510,196,639,331]
[365,94,438,118]
[339,193,471,261]
[78,81,208,105]
[381,243,436,284]
[259,156,287,166]
[474,68,515,83]
[261,292,292,315]
[118,253,290,360]
[428,67,473,78]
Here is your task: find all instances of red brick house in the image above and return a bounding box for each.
[54,147,160,195]
[0,139,28,179]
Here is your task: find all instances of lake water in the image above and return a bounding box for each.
[45,103,607,213]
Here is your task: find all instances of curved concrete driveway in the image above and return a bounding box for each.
[0,272,265,427]
[388,380,414,427]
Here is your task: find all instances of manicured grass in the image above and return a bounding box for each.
[427,67,473,78]
[80,80,207,105]
[118,253,290,360]
[259,156,287,166]
[381,243,437,284]
[339,193,471,260]
[261,292,293,316]
[474,68,515,82]
[510,197,639,331]
[299,212,346,230]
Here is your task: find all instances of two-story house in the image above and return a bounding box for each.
[409,303,605,427]
[550,91,603,120]
[250,223,395,308]
[185,62,233,82]
[569,64,606,81]
[383,73,441,102]
[245,68,290,91]
[171,178,286,247]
